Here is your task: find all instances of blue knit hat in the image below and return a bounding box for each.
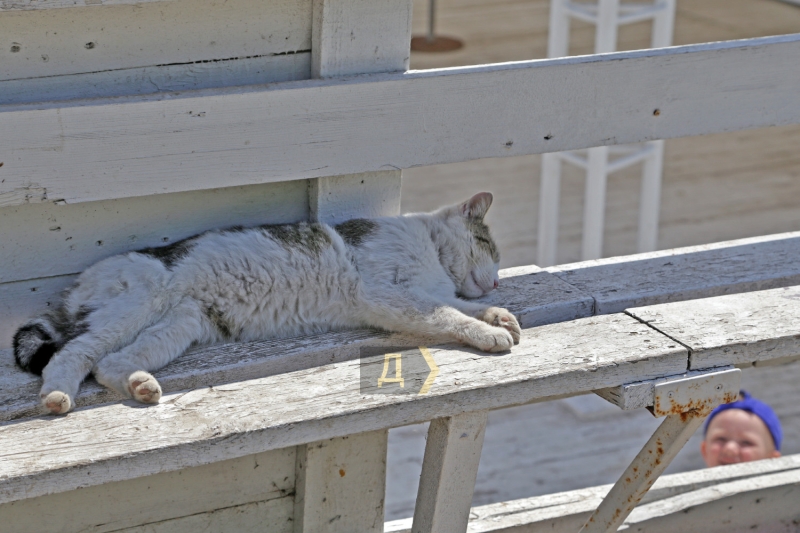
[704,390,782,451]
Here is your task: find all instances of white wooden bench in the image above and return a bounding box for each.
[2,237,800,532]
[2,0,800,531]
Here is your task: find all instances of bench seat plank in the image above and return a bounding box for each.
[547,231,800,314]
[0,313,686,505]
[627,285,800,370]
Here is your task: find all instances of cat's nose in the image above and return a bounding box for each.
[493,279,499,289]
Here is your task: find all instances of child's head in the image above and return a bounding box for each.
[701,391,782,467]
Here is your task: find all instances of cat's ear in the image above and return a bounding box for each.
[458,192,493,220]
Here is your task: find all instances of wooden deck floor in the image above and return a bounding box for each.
[389,0,800,521]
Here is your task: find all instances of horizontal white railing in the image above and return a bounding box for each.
[2,34,799,206]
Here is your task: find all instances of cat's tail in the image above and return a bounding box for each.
[13,307,78,375]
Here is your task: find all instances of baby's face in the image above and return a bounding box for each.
[701,409,780,467]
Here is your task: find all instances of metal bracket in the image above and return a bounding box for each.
[595,366,741,416]
[580,367,741,533]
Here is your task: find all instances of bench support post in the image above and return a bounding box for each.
[583,367,741,532]
[294,430,389,533]
[412,410,489,533]
[308,0,411,226]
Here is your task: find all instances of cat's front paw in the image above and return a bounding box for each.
[128,371,162,404]
[480,307,521,344]
[464,323,514,353]
[41,391,73,415]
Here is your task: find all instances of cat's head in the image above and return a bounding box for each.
[436,192,501,299]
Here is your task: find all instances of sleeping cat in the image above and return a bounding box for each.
[14,192,520,415]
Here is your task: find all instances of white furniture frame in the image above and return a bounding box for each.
[538,0,677,266]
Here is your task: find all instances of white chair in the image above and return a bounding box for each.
[538,0,676,266]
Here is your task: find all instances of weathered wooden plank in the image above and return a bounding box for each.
[627,285,800,370]
[0,313,687,504]
[308,171,402,225]
[2,35,800,205]
[0,448,295,533]
[412,411,488,533]
[0,53,311,107]
[311,0,411,78]
[115,497,294,533]
[1,0,169,11]
[0,267,591,418]
[0,184,46,207]
[384,455,800,533]
[624,469,800,532]
[0,180,309,284]
[0,0,311,82]
[594,380,653,411]
[491,266,594,328]
[548,231,800,314]
[294,430,388,533]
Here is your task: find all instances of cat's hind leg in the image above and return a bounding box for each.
[40,264,169,414]
[93,298,207,404]
[39,307,151,415]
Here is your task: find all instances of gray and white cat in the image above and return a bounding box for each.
[14,192,520,415]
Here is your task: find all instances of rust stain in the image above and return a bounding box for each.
[658,386,739,417]
[339,469,346,477]
[625,477,631,483]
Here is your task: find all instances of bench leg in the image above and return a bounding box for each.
[294,429,389,533]
[412,410,489,533]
